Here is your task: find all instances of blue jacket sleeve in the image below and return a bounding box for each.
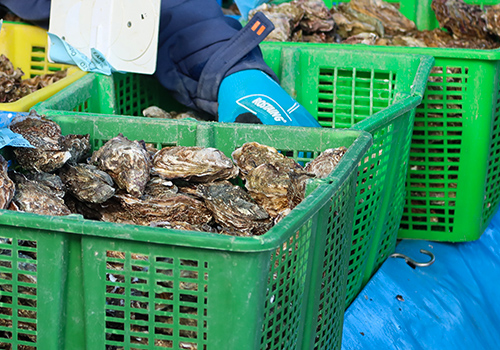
[0,0,277,117]
[0,0,50,28]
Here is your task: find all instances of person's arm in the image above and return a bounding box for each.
[157,0,320,127]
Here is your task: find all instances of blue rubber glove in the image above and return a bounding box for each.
[217,69,321,127]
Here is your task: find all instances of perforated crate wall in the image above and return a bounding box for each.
[0,229,68,350]
[399,58,500,241]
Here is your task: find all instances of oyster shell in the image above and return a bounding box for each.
[485,5,500,38]
[343,32,379,45]
[0,54,67,103]
[431,0,488,40]
[58,163,115,203]
[348,0,416,35]
[61,134,91,164]
[143,177,178,200]
[25,172,66,198]
[9,110,72,173]
[90,134,152,197]
[152,146,238,183]
[244,163,313,218]
[304,147,347,178]
[332,3,384,38]
[196,181,272,236]
[9,171,70,216]
[231,142,304,177]
[101,192,213,227]
[0,155,15,209]
[297,0,335,33]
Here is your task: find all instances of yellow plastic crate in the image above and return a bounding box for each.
[0,22,86,112]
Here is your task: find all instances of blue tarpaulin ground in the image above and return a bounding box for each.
[342,209,500,350]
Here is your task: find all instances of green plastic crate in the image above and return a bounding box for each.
[0,114,371,350]
[333,0,499,31]
[262,0,500,243]
[35,46,432,308]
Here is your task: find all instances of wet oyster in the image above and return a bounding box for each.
[231,142,304,177]
[196,181,272,236]
[245,163,313,218]
[348,0,416,35]
[484,4,500,38]
[297,0,335,33]
[143,177,179,200]
[61,134,91,164]
[100,192,213,227]
[0,155,14,209]
[0,54,67,103]
[58,163,115,203]
[304,147,347,178]
[431,0,488,39]
[152,146,238,183]
[90,134,152,197]
[343,32,379,45]
[9,110,71,173]
[332,4,384,38]
[9,171,70,216]
[25,172,66,198]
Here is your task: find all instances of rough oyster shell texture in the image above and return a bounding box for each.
[90,134,152,197]
[9,171,70,216]
[305,147,348,179]
[99,192,213,228]
[0,54,67,103]
[232,142,314,218]
[196,181,272,236]
[152,146,239,183]
[9,111,72,173]
[0,155,15,209]
[58,163,115,203]
[61,134,91,164]
[431,0,488,40]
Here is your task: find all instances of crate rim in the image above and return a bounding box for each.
[261,40,500,60]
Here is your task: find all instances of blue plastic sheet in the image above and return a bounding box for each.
[342,209,500,350]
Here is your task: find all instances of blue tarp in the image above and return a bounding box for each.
[342,209,500,350]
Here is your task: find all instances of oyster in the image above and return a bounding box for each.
[431,0,488,40]
[100,192,213,228]
[152,146,238,183]
[343,32,379,45]
[297,0,335,33]
[332,4,384,38]
[25,172,66,198]
[196,181,272,236]
[304,147,347,178]
[142,106,176,119]
[9,171,70,216]
[58,163,115,203]
[244,163,313,218]
[231,142,304,177]
[0,54,67,103]
[90,134,152,197]
[9,110,71,173]
[143,177,178,200]
[484,4,500,38]
[348,0,416,35]
[61,134,91,164]
[0,155,15,209]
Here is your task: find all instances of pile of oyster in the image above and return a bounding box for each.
[0,54,68,103]
[249,0,500,49]
[0,110,347,237]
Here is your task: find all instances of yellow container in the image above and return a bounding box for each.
[0,22,86,112]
